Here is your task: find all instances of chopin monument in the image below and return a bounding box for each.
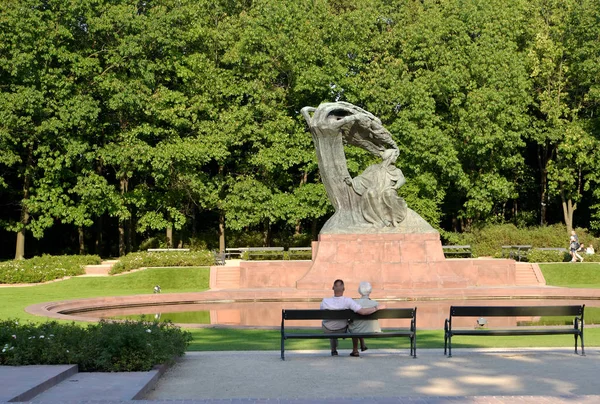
[300,101,435,234]
[212,102,518,293]
[293,102,515,291]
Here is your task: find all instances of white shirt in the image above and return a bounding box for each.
[320,296,362,331]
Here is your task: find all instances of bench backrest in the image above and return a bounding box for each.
[147,248,190,252]
[282,308,416,321]
[450,305,584,318]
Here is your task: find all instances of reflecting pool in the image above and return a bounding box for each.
[87,298,600,329]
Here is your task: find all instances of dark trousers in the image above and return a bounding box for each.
[322,326,347,351]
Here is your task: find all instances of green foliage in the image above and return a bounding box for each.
[526,249,570,263]
[0,255,101,284]
[441,224,599,258]
[463,224,597,257]
[0,319,191,372]
[238,249,311,260]
[110,251,215,274]
[2,0,600,259]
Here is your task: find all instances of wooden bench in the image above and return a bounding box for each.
[500,245,532,261]
[444,305,585,357]
[225,248,246,259]
[147,248,190,252]
[442,245,472,258]
[280,308,417,360]
[535,247,568,253]
[287,247,312,260]
[245,247,285,260]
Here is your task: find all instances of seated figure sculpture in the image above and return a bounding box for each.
[344,148,407,228]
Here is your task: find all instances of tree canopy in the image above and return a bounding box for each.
[1,0,599,258]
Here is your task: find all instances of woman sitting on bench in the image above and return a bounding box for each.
[348,281,381,357]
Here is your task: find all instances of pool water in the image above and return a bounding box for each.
[95,299,600,329]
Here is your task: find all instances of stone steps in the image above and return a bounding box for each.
[0,364,163,402]
[214,267,241,289]
[515,262,545,286]
[84,260,119,276]
[0,365,77,402]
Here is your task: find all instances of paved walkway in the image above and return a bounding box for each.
[2,348,600,403]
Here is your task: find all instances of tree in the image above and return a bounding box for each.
[0,0,100,258]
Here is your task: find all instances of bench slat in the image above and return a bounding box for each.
[449,329,581,336]
[450,305,583,317]
[283,309,415,321]
[285,331,414,339]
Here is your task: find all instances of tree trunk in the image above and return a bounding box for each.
[217,163,226,253]
[295,171,308,235]
[311,219,318,241]
[118,224,126,256]
[561,192,576,233]
[78,226,85,255]
[95,215,103,256]
[15,193,30,260]
[191,208,197,237]
[537,143,554,226]
[540,169,548,225]
[166,226,173,248]
[15,144,34,260]
[118,177,128,257]
[218,213,225,253]
[94,163,104,256]
[127,216,134,253]
[15,204,29,260]
[263,219,271,246]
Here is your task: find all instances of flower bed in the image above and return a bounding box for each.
[0,319,191,372]
[0,255,101,284]
[110,250,214,274]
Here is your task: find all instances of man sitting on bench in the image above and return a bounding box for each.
[320,279,385,357]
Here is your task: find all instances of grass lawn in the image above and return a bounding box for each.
[538,262,600,288]
[1,262,599,350]
[186,328,598,351]
[0,267,209,321]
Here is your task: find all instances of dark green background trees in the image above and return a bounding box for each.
[1,0,599,258]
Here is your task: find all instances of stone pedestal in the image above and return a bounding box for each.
[295,233,516,291]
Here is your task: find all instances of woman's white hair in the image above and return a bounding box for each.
[358,281,372,297]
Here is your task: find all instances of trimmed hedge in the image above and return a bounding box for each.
[0,319,191,372]
[0,255,101,284]
[110,250,215,275]
[526,249,571,263]
[240,251,312,260]
[443,224,599,258]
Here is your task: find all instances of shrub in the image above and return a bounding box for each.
[458,224,597,258]
[110,250,215,275]
[0,319,191,372]
[0,254,101,284]
[526,249,571,263]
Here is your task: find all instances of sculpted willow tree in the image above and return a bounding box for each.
[301,101,435,234]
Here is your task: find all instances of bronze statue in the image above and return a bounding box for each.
[302,102,434,234]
